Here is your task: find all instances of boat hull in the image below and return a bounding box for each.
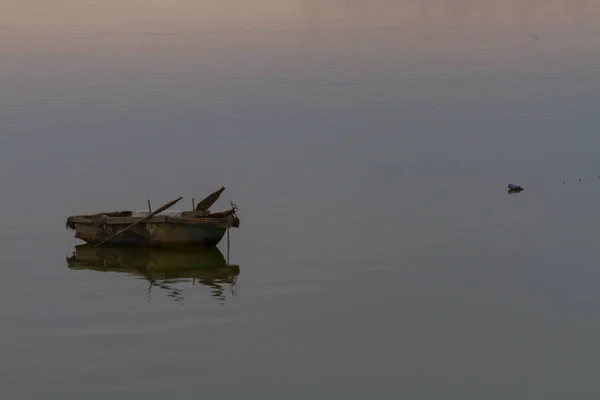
[74,220,229,248]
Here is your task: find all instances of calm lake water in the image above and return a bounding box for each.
[2,1,600,398]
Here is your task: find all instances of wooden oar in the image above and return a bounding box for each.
[95,196,183,247]
[195,186,225,211]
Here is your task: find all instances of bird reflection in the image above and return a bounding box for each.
[66,244,240,304]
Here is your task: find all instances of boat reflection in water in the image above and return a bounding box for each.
[66,244,240,304]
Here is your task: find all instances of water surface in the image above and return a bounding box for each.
[2,1,600,398]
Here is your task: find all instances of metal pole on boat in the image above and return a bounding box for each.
[147,199,152,213]
[192,198,195,209]
[227,228,230,266]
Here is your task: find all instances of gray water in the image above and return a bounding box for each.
[2,1,600,398]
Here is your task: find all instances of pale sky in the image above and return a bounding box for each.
[1,0,598,30]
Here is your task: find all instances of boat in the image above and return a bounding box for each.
[66,244,240,303]
[66,187,240,248]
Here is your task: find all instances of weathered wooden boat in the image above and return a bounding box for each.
[66,244,240,303]
[65,187,240,248]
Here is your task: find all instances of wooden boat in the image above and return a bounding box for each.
[66,244,240,303]
[65,187,240,248]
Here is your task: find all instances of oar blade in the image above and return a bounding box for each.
[195,187,225,211]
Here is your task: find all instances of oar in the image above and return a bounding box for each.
[195,186,225,211]
[95,196,183,247]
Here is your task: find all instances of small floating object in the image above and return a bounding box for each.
[508,184,524,191]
